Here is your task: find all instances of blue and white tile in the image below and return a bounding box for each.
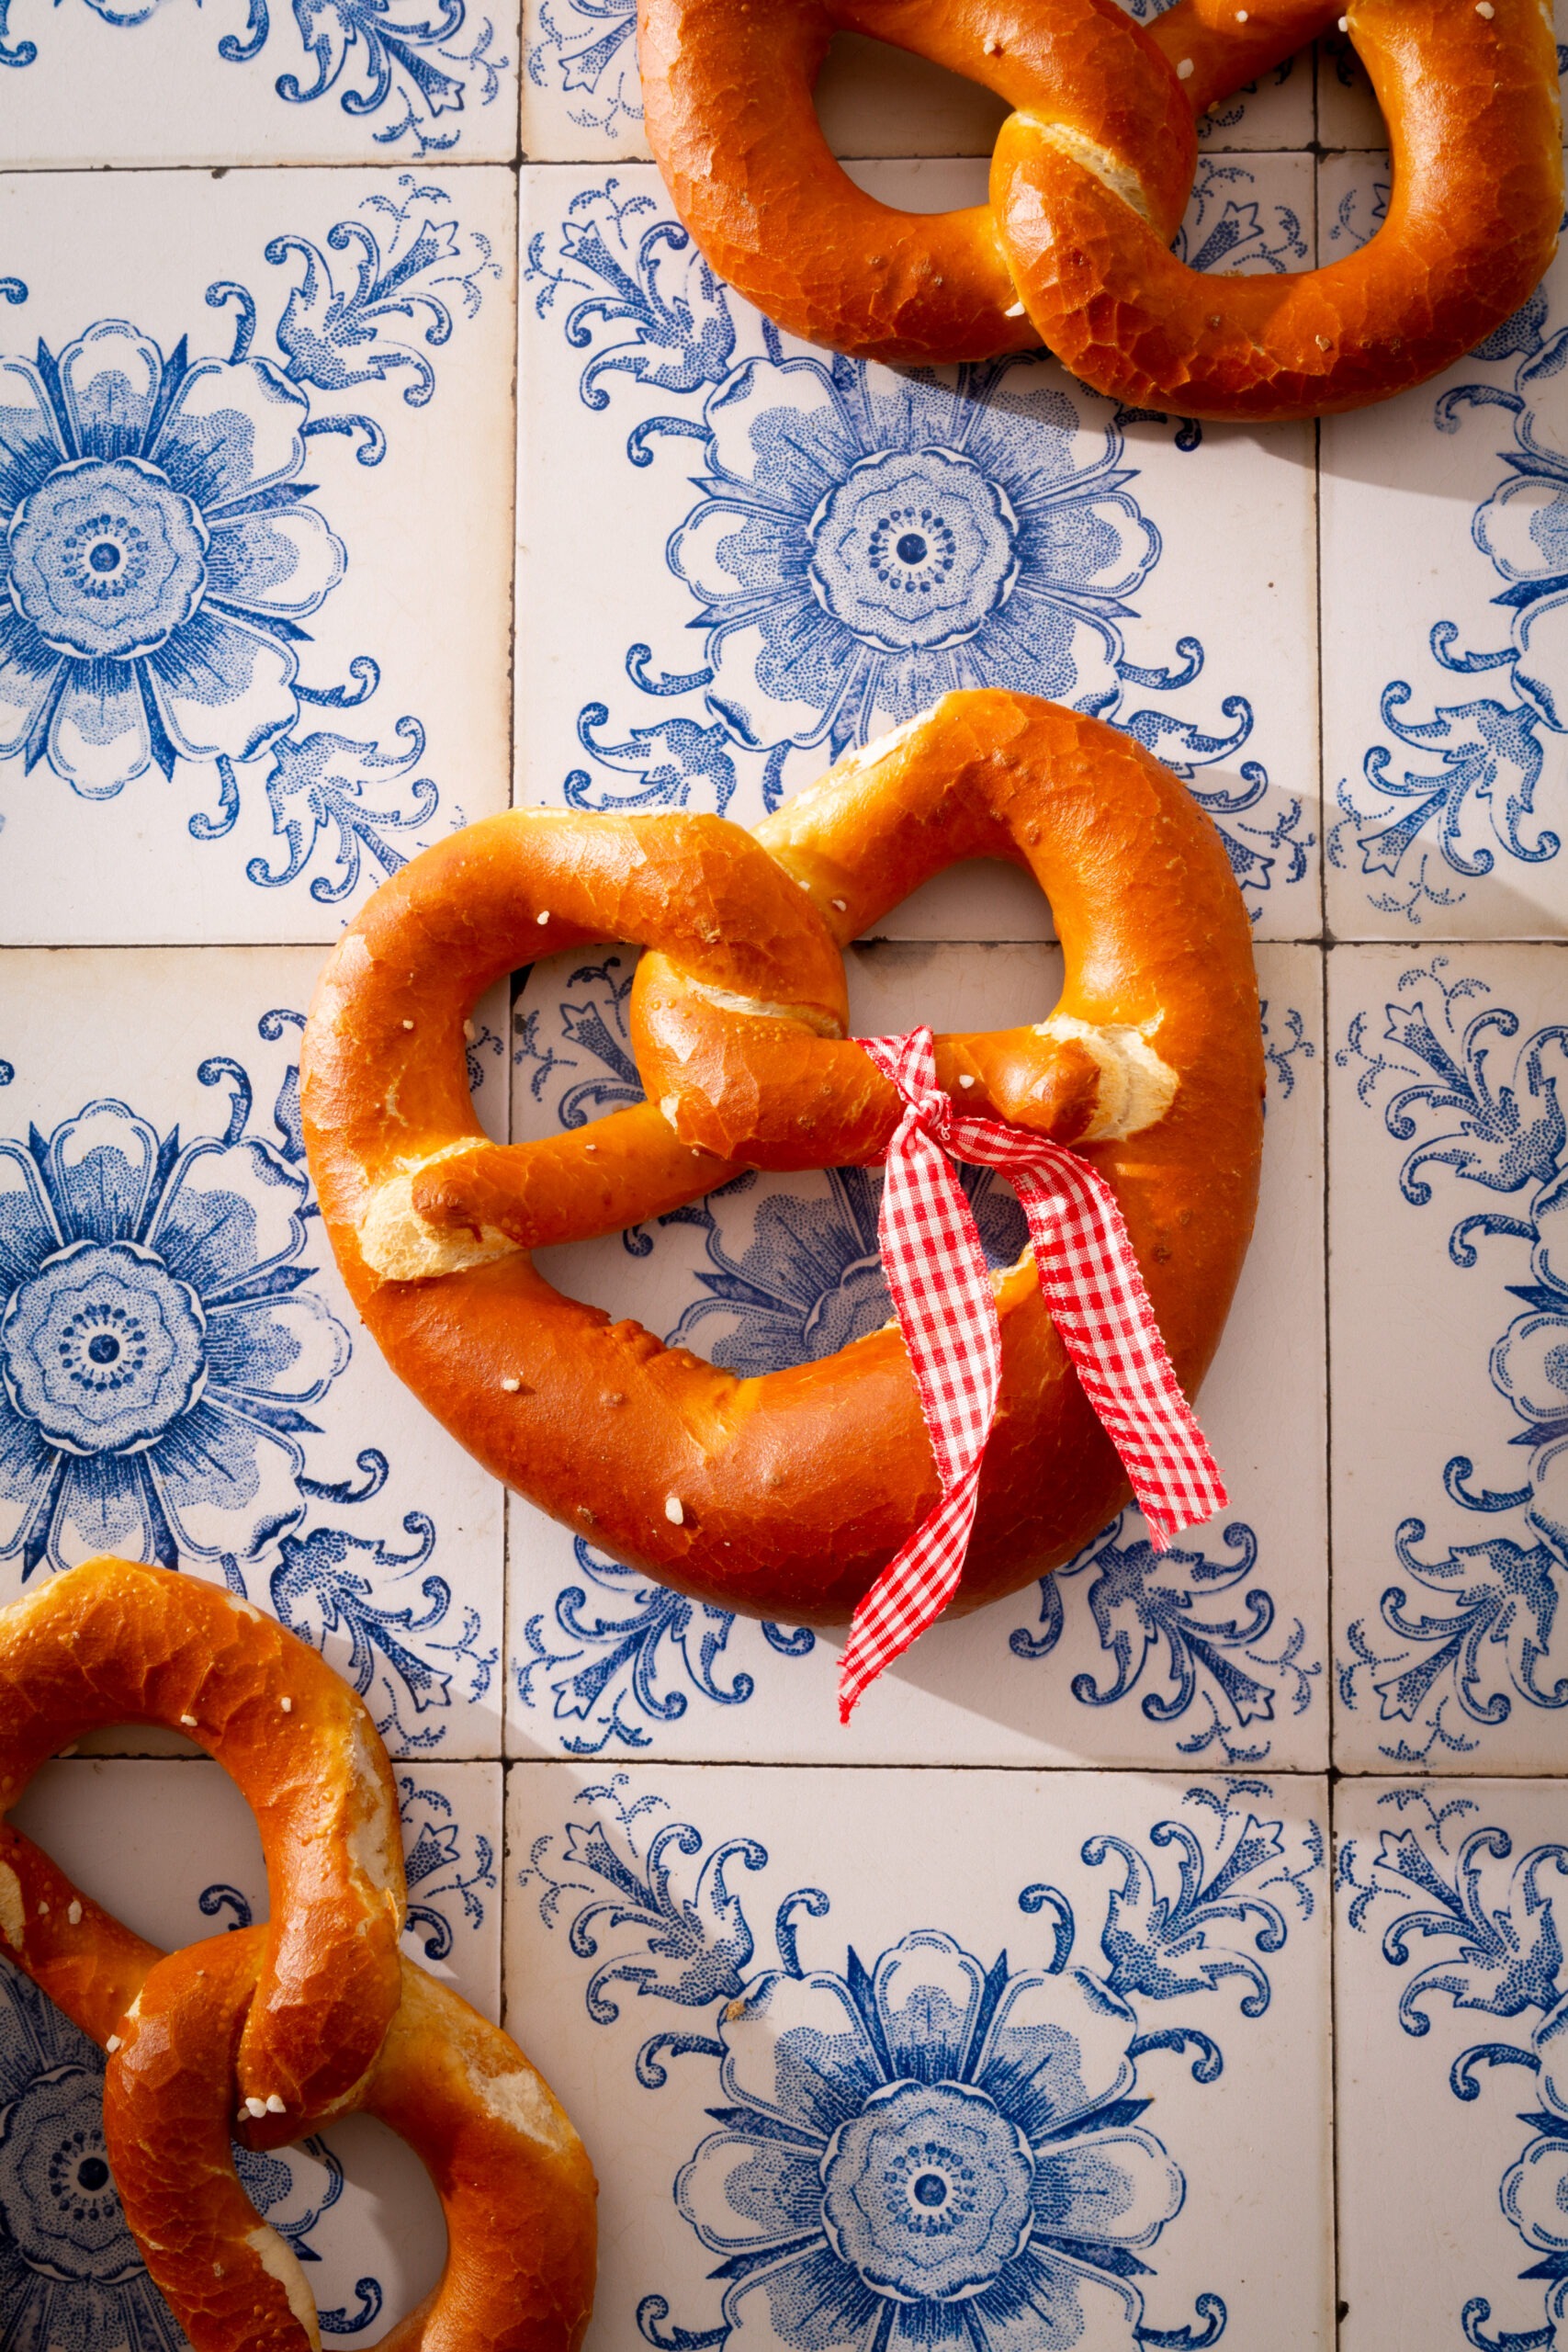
[1330,944,1568,1770]
[1336,1777,1568,2352]
[0,166,516,944]
[506,1761,1333,2352]
[3,0,518,165]
[517,156,1319,942]
[520,0,1311,160]
[0,947,509,1758]
[0,1755,500,2347]
[506,939,1326,1766]
[1321,150,1568,939]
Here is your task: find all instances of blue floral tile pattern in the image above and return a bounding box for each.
[508,1766,1332,2351]
[1331,945,1568,1770]
[507,940,1327,1767]
[516,161,1320,938]
[1323,159,1568,937]
[0,949,507,1757]
[0,1755,501,2344]
[1336,1780,1568,2352]
[0,168,515,944]
[5,0,517,164]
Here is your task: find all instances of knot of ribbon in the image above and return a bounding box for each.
[839,1026,1228,1723]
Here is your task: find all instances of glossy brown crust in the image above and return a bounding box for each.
[636,0,1562,420]
[0,1557,403,2144]
[302,689,1264,1627]
[0,1590,599,2352]
[995,0,1564,420]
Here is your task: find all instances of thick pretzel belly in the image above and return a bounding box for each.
[303,691,1264,1628]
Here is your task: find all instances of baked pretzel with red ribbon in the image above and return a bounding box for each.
[0,1558,598,2352]
[636,0,1563,420]
[302,689,1264,1646]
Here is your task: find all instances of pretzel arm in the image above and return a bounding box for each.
[0,1558,404,2143]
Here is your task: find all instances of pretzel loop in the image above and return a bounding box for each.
[636,0,1562,420]
[302,689,1265,1629]
[0,1561,598,2352]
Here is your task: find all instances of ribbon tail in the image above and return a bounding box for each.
[1013,1160,1228,1550]
[838,1462,983,1724]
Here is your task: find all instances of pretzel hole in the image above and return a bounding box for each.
[517,939,1059,1376]
[6,1758,449,2337]
[814,33,1010,165]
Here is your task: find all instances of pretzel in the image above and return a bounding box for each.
[635,0,1562,421]
[0,1554,404,2144]
[0,1560,597,2352]
[302,688,1264,1626]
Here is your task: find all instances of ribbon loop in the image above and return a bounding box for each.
[839,1026,1227,1723]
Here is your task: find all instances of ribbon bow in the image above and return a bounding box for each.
[839,1026,1228,1723]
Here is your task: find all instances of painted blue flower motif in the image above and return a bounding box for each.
[664,1161,1027,1374]
[672,1934,1182,2352]
[1337,963,1568,1759]
[526,0,638,133]
[0,1094,348,1576]
[1339,1791,1568,2352]
[522,1775,1320,2352]
[1329,288,1568,922]
[0,322,344,797]
[660,357,1158,756]
[0,1966,177,2352]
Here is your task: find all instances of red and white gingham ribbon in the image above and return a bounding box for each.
[839,1025,1227,1724]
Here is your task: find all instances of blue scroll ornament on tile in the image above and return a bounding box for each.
[1328,275,1568,925]
[519,1772,1321,2351]
[0,0,504,155]
[1341,1790,1568,2351]
[523,175,1311,918]
[513,960,1319,1758]
[0,1008,493,1753]
[1337,960,1568,1759]
[0,1955,381,2344]
[0,179,497,905]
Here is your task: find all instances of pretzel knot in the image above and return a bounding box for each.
[0,1559,598,2352]
[302,689,1265,1631]
[636,0,1563,420]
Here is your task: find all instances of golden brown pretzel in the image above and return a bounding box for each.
[636,0,1562,420]
[302,689,1263,1627]
[0,1565,597,2352]
[0,1555,403,2144]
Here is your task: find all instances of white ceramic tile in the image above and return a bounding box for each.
[1337,1777,1568,2352]
[0,167,516,945]
[0,948,508,1757]
[518,157,1320,942]
[0,1755,499,2346]
[1321,150,1568,939]
[505,940,1327,1766]
[1330,944,1568,1770]
[2,0,519,164]
[520,0,1312,160]
[506,1762,1333,2352]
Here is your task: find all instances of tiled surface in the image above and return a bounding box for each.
[0,167,517,945]
[6,9,1568,2349]
[1335,1779,1568,2352]
[508,1766,1333,2352]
